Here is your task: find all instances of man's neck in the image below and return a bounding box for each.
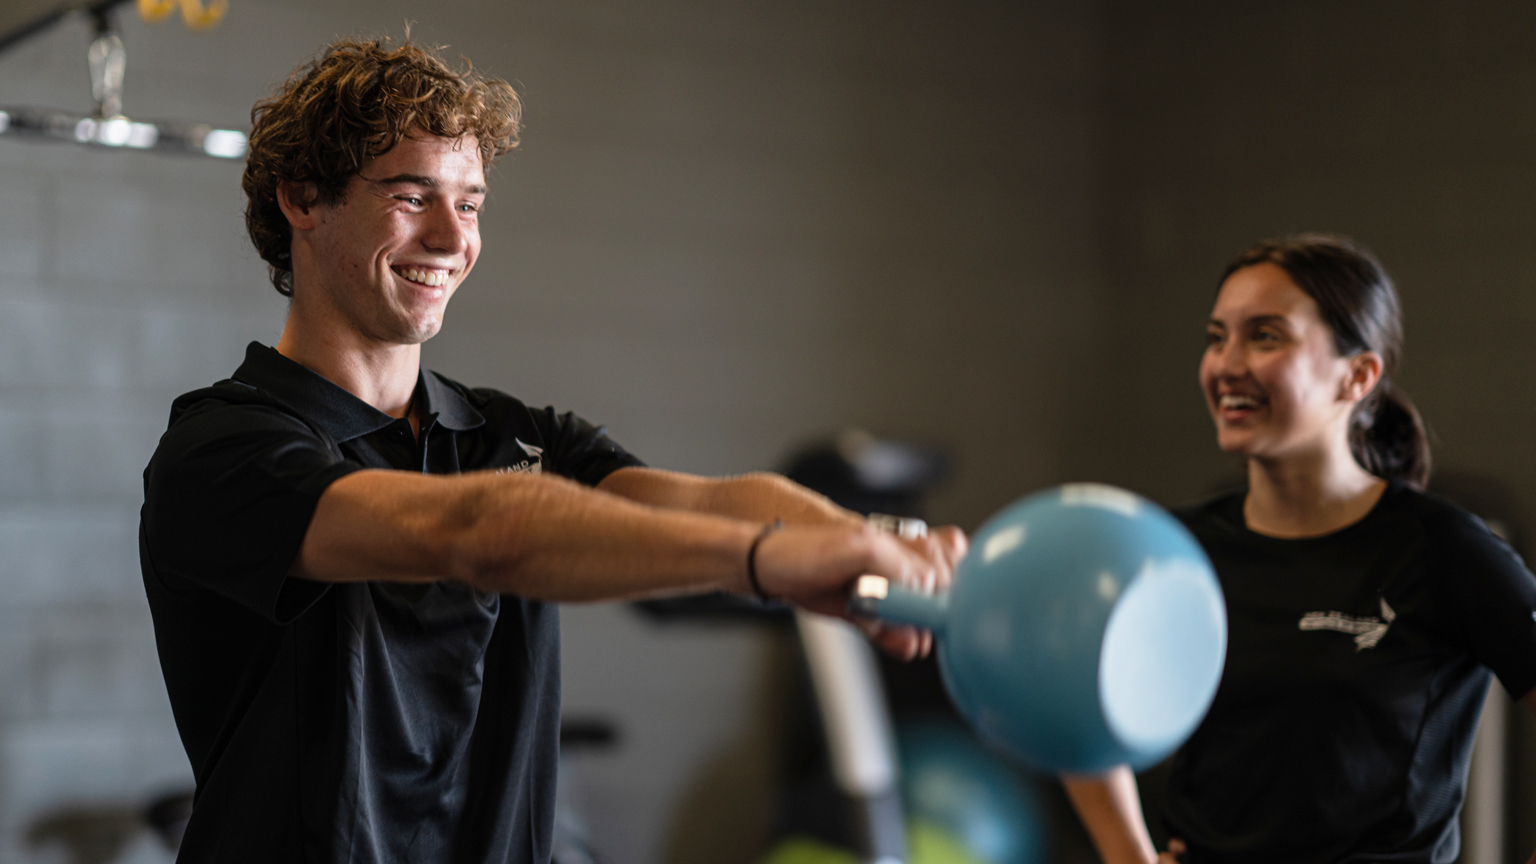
[1243,438,1386,539]
[275,313,420,421]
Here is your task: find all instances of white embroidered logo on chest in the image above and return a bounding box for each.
[494,439,544,475]
[1298,597,1396,651]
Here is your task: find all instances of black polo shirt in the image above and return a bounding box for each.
[139,342,643,864]
[1166,483,1536,864]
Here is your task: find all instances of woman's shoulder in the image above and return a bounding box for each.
[1382,483,1503,549]
[1378,485,1533,592]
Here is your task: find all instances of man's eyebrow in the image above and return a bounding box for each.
[368,173,487,194]
[370,173,436,187]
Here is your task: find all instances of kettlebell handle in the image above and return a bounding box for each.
[848,575,950,633]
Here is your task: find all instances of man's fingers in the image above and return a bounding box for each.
[894,525,965,594]
[933,524,968,560]
[874,625,921,661]
[755,524,946,663]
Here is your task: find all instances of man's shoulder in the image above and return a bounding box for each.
[162,378,331,445]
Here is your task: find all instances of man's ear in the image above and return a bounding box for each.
[1341,351,1384,403]
[276,180,320,231]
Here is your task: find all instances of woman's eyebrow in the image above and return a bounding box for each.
[1244,314,1291,328]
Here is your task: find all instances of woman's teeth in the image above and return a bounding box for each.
[1220,394,1259,410]
[396,267,451,287]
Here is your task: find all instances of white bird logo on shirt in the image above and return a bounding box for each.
[1298,597,1396,651]
[495,439,544,475]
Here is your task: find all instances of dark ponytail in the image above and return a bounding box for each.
[1220,234,1431,490]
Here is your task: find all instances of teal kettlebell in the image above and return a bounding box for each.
[851,483,1226,773]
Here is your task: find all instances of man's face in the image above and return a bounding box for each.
[305,133,486,345]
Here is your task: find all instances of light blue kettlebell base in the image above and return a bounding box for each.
[867,484,1226,774]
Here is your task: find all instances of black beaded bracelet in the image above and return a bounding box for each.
[746,520,785,602]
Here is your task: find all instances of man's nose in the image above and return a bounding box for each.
[422,203,471,254]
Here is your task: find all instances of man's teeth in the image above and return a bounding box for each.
[397,267,451,287]
[1220,395,1259,410]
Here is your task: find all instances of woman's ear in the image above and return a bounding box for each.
[1341,351,1384,403]
[276,180,320,231]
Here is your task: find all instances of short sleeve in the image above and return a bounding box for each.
[141,398,363,623]
[534,408,645,487]
[1432,510,1536,700]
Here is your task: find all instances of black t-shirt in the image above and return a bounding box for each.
[139,342,644,864]
[1166,482,1536,864]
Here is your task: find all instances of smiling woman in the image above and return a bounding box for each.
[1062,234,1536,864]
[1206,237,1430,494]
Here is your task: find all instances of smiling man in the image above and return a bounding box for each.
[138,38,962,864]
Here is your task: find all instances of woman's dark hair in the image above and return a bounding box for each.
[1219,233,1431,489]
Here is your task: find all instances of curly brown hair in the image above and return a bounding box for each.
[242,37,521,296]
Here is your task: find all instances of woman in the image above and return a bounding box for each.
[1065,234,1536,863]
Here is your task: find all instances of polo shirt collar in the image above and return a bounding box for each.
[231,342,484,442]
[420,368,484,431]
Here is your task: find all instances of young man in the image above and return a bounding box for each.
[139,38,962,863]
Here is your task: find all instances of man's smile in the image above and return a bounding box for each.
[392,265,455,288]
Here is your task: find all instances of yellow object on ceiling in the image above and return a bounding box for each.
[136,0,226,31]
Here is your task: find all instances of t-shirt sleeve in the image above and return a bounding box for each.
[534,407,645,487]
[141,398,363,624]
[1432,509,1536,700]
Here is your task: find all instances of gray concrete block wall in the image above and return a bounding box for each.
[0,13,281,861]
[0,2,1106,863]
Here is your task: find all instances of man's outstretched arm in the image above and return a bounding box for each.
[597,467,862,527]
[596,466,967,657]
[292,468,953,618]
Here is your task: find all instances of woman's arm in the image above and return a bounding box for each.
[1062,766,1163,864]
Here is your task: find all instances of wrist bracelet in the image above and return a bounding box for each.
[746,519,785,602]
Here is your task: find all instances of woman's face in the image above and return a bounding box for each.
[1200,263,1376,460]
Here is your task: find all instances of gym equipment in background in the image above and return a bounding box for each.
[760,716,1045,864]
[796,609,907,863]
[897,718,1044,864]
[552,717,621,864]
[780,431,952,863]
[0,0,246,159]
[851,483,1226,774]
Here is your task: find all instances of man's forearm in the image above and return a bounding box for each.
[295,469,762,600]
[599,467,862,528]
[293,468,916,607]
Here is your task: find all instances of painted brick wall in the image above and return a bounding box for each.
[0,2,1104,863]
